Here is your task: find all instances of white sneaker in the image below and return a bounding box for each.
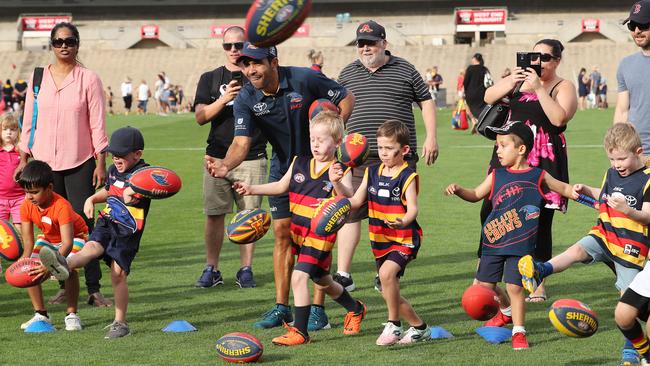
[376,322,403,346]
[398,326,432,344]
[64,313,82,331]
[21,313,51,330]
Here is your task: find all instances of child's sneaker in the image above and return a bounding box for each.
[621,348,642,365]
[376,322,403,346]
[333,273,356,292]
[512,332,529,350]
[104,321,130,339]
[272,324,310,346]
[20,313,51,330]
[39,246,70,281]
[518,255,542,294]
[64,313,82,331]
[235,266,256,288]
[307,306,331,331]
[397,326,432,344]
[254,304,293,329]
[195,265,224,288]
[484,311,513,327]
[343,301,367,335]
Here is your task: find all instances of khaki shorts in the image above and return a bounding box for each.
[203,158,267,216]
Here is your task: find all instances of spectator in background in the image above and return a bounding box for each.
[430,66,443,105]
[105,86,114,115]
[577,67,590,111]
[463,53,492,134]
[137,80,150,114]
[590,66,601,108]
[168,86,178,113]
[13,78,27,111]
[120,77,132,115]
[177,85,184,108]
[308,49,324,73]
[3,79,14,112]
[456,69,465,102]
[154,73,164,113]
[598,77,608,109]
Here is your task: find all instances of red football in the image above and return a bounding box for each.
[245,0,312,47]
[461,284,499,321]
[215,332,264,363]
[337,133,369,168]
[0,219,23,261]
[129,166,182,199]
[311,196,352,236]
[5,258,47,288]
[308,98,339,121]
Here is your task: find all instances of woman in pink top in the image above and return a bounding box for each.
[17,22,112,307]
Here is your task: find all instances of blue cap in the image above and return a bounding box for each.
[236,42,278,63]
[108,126,144,156]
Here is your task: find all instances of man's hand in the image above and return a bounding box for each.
[220,80,242,105]
[92,163,106,189]
[205,155,229,178]
[422,136,439,165]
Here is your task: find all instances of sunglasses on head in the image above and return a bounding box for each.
[356,39,380,48]
[540,53,558,62]
[627,21,650,31]
[51,37,78,48]
[222,42,244,51]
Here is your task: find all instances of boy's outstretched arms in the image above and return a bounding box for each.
[445,173,493,202]
[572,183,601,201]
[233,160,294,197]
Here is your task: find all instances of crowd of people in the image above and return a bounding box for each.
[115,73,189,116]
[2,1,650,363]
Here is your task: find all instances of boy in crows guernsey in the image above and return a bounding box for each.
[234,111,366,346]
[518,123,650,363]
[446,121,576,350]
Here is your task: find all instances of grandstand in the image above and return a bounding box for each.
[0,0,637,109]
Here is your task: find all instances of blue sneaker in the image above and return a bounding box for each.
[621,348,642,365]
[308,306,332,331]
[236,266,256,288]
[195,265,224,288]
[254,304,293,329]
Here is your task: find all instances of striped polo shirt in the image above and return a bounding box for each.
[338,51,431,157]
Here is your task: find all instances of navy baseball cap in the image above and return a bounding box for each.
[486,121,534,153]
[624,0,650,24]
[108,126,144,156]
[236,42,278,63]
[356,20,386,41]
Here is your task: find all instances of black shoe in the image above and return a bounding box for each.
[333,273,356,292]
[374,274,382,293]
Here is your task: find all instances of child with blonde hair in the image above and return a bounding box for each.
[0,114,24,228]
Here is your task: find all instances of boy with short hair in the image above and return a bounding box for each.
[446,121,576,350]
[519,123,650,363]
[40,126,151,339]
[234,111,366,346]
[17,160,88,331]
[336,120,430,346]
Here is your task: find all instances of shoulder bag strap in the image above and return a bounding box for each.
[27,67,44,150]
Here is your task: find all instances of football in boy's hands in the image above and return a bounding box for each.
[337,133,369,168]
[5,258,47,288]
[227,208,271,244]
[0,219,23,261]
[308,98,339,121]
[128,166,182,199]
[215,332,263,363]
[311,196,352,236]
[245,0,312,47]
[548,299,598,338]
[461,284,499,321]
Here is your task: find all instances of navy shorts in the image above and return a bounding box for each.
[620,288,650,322]
[268,158,290,220]
[90,216,143,275]
[476,254,522,285]
[376,251,414,278]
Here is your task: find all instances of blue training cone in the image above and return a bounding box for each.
[429,326,454,339]
[475,326,511,344]
[162,320,197,333]
[24,321,56,333]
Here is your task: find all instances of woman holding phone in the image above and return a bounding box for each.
[482,39,577,303]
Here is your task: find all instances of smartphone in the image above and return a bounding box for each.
[516,52,541,77]
[232,70,243,85]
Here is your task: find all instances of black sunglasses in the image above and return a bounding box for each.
[627,21,650,31]
[540,53,558,62]
[356,39,380,48]
[51,37,78,48]
[222,42,244,51]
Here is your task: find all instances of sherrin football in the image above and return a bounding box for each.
[548,299,598,338]
[245,0,312,47]
[129,166,182,199]
[5,257,47,288]
[310,196,352,236]
[308,98,339,121]
[0,219,23,260]
[227,209,271,244]
[461,284,499,321]
[215,332,263,363]
[337,133,369,168]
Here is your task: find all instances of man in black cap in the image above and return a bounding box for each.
[335,20,439,292]
[615,0,650,164]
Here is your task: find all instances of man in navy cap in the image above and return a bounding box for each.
[206,42,355,329]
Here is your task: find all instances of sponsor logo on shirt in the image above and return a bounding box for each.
[625,244,641,257]
[287,92,303,110]
[253,102,269,116]
[378,189,390,198]
[293,173,305,183]
[322,181,333,193]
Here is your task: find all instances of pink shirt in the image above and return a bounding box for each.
[0,146,24,199]
[20,64,108,171]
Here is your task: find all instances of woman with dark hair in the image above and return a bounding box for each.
[463,53,492,133]
[577,67,590,110]
[482,39,577,303]
[17,22,112,307]
[308,49,324,73]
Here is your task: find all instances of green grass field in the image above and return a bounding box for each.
[0,108,627,365]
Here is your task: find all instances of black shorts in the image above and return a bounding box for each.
[476,254,522,285]
[268,159,290,220]
[90,216,143,275]
[375,250,414,278]
[620,288,650,322]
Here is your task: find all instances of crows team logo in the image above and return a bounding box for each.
[519,205,540,220]
[151,170,171,186]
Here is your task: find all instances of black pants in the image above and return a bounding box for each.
[123,95,132,110]
[53,158,102,295]
[477,198,554,261]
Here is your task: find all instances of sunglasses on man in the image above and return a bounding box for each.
[356,39,381,48]
[222,42,244,51]
[51,37,78,48]
[627,21,650,31]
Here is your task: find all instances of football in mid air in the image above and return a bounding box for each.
[245,0,312,47]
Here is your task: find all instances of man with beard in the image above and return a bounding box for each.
[205,42,355,329]
[615,0,650,161]
[334,20,438,292]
